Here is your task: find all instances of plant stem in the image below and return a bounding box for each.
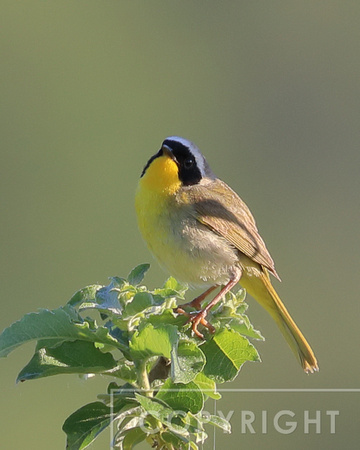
[136,359,152,396]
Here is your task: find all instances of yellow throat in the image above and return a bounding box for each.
[138,153,181,195]
[135,153,181,246]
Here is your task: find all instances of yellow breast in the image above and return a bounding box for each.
[135,153,181,270]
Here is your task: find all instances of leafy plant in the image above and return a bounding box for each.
[0,264,263,449]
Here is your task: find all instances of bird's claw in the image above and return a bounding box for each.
[174,306,215,339]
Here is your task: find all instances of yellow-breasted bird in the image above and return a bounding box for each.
[135,136,318,373]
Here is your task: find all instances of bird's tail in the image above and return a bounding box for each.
[240,269,318,373]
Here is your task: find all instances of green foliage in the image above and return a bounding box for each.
[0,264,263,449]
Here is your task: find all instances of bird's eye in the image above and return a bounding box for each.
[184,157,194,169]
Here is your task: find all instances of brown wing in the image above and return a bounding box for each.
[185,178,280,279]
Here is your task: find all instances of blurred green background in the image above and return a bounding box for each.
[1,1,359,449]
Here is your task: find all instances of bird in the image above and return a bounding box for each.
[135,136,318,373]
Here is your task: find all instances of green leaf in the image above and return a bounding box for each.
[206,414,231,433]
[98,382,137,406]
[63,401,113,450]
[212,292,264,341]
[182,411,206,435]
[151,277,188,302]
[135,394,190,436]
[202,328,260,383]
[230,320,265,340]
[135,394,174,421]
[193,372,221,400]
[108,276,127,288]
[111,362,137,383]
[90,284,123,315]
[162,276,187,293]
[156,379,203,414]
[0,305,124,358]
[67,285,103,308]
[119,427,147,450]
[124,292,154,316]
[63,397,137,450]
[161,430,189,447]
[171,339,205,384]
[129,323,178,360]
[16,340,117,382]
[127,263,150,286]
[148,308,187,328]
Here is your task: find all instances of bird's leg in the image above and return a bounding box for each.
[187,272,241,339]
[176,286,218,312]
[174,286,217,325]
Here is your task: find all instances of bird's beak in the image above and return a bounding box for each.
[161,145,177,163]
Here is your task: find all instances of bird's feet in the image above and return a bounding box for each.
[174,286,218,338]
[175,306,216,339]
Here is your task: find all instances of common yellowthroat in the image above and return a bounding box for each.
[135,136,318,373]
